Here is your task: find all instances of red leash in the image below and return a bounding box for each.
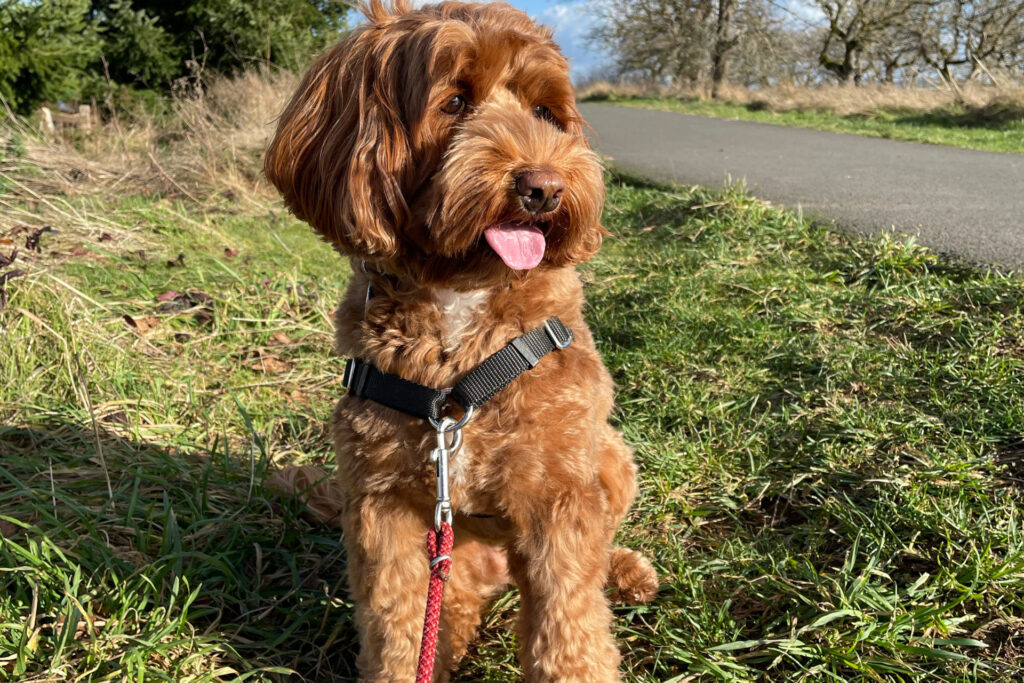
[416,522,455,682]
[416,414,464,683]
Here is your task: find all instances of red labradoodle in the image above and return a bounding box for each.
[264,2,658,680]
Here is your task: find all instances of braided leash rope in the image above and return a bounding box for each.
[416,521,455,683]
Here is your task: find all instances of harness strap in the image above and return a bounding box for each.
[343,316,573,420]
[342,360,449,421]
[451,317,572,410]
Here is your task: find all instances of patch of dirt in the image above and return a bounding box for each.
[153,290,216,326]
[994,438,1024,488]
[973,618,1024,668]
[739,492,806,530]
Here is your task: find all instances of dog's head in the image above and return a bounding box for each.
[265,0,605,286]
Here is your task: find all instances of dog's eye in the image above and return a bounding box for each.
[441,94,467,115]
[533,105,561,128]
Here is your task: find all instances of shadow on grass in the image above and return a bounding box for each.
[0,418,357,681]
[587,257,1024,674]
[892,101,1024,130]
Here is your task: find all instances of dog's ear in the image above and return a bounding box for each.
[265,28,410,258]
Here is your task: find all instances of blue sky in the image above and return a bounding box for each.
[493,0,604,80]
[518,0,604,80]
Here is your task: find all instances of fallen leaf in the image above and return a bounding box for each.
[156,290,215,317]
[251,356,292,374]
[25,226,56,252]
[269,332,292,346]
[192,310,215,326]
[187,291,213,305]
[0,238,12,245]
[53,612,106,641]
[166,253,185,268]
[123,314,160,333]
[224,247,240,259]
[174,333,192,343]
[101,411,128,425]
[0,269,26,286]
[0,519,20,537]
[0,248,16,268]
[99,233,113,242]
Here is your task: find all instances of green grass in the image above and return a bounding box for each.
[587,96,1024,155]
[2,172,1024,681]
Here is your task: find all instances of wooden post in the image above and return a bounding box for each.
[39,107,55,135]
[78,104,92,131]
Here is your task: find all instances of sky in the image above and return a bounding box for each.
[519,0,606,81]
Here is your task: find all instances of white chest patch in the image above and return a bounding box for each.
[449,445,473,493]
[434,288,488,352]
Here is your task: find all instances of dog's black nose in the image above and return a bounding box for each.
[516,170,565,214]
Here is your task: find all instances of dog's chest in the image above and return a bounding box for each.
[434,288,489,352]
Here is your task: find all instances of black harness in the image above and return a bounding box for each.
[342,317,573,422]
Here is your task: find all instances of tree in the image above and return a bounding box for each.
[89,0,350,85]
[95,0,179,89]
[710,0,737,97]
[0,0,350,113]
[587,0,786,94]
[0,0,101,112]
[589,0,714,86]
[813,0,931,85]
[909,0,1024,84]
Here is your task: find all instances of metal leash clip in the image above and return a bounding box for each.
[430,417,463,531]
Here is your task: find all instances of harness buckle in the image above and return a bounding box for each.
[342,358,371,397]
[544,319,573,350]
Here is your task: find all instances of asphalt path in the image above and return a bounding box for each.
[580,103,1024,269]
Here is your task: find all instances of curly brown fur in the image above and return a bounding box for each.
[265,2,658,680]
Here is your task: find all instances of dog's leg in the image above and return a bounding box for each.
[509,485,621,683]
[434,540,510,677]
[341,497,431,682]
[597,429,659,604]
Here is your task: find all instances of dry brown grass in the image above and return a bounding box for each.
[577,79,1024,120]
[1,71,294,217]
[0,71,296,269]
[0,70,300,294]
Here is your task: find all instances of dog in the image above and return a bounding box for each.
[264,2,658,680]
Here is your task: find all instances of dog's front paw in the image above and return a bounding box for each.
[607,547,659,604]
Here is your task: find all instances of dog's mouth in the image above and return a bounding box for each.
[483,221,549,271]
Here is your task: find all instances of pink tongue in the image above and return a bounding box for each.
[483,223,546,270]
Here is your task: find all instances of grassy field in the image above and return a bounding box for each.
[3,97,1024,680]
[583,95,1024,155]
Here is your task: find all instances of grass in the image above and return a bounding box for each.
[3,80,1024,679]
[583,95,1024,155]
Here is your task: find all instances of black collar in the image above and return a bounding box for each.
[342,317,573,422]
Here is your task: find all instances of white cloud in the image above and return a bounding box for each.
[784,0,826,26]
[535,1,606,81]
